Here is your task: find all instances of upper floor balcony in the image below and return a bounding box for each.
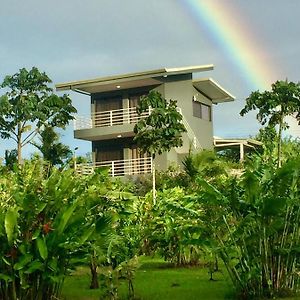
[74,107,150,141]
[74,106,202,153]
[74,107,150,130]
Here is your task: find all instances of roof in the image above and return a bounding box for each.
[55,64,234,103]
[193,78,235,103]
[214,137,262,148]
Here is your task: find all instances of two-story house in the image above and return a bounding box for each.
[56,65,234,176]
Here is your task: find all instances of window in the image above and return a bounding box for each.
[193,101,211,121]
[201,103,211,121]
[193,101,201,118]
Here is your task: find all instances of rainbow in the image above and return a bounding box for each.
[181,0,281,91]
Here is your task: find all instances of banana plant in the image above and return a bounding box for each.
[0,160,113,300]
[197,156,300,298]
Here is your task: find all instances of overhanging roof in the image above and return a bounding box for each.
[193,78,235,103]
[55,65,214,94]
[214,137,262,148]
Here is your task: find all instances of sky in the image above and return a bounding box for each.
[0,0,299,158]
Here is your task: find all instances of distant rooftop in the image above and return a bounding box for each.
[56,64,235,103]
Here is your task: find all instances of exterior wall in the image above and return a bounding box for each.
[162,75,214,150]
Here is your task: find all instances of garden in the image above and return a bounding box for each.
[0,68,300,299]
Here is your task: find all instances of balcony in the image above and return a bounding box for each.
[76,157,153,177]
[74,107,150,130]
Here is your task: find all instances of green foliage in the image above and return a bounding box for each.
[33,125,72,167]
[143,187,204,265]
[4,149,18,170]
[240,80,300,167]
[182,150,236,187]
[0,67,77,163]
[0,161,112,300]
[134,91,186,158]
[198,157,300,298]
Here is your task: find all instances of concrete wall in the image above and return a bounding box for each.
[163,75,214,151]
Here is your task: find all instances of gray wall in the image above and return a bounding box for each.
[163,76,214,150]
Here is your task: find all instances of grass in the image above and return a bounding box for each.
[62,256,234,299]
[62,257,299,300]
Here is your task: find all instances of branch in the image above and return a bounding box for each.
[21,129,39,147]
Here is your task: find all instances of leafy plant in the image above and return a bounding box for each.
[0,67,76,164]
[0,161,111,299]
[197,156,300,298]
[32,125,72,167]
[134,91,186,159]
[240,80,300,167]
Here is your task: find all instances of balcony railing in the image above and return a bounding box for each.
[74,107,150,130]
[76,157,153,177]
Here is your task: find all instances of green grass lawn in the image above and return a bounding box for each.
[62,257,299,300]
[62,257,234,299]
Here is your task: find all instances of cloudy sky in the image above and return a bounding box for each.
[0,0,299,157]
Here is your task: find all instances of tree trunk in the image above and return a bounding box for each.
[277,111,284,168]
[17,123,22,165]
[89,255,99,289]
[152,156,156,205]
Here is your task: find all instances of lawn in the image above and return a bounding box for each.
[62,256,234,299]
[62,257,299,300]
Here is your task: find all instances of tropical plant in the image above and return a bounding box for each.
[240,80,300,167]
[144,187,204,266]
[32,125,72,167]
[0,67,77,164]
[134,90,186,201]
[134,91,186,159]
[0,161,111,300]
[4,149,18,170]
[197,156,300,299]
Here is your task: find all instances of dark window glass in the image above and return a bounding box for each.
[193,101,211,121]
[201,103,211,121]
[193,101,201,118]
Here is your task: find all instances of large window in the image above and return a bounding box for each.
[193,101,211,121]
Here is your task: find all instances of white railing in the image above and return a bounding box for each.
[74,107,150,130]
[177,108,202,151]
[76,157,153,177]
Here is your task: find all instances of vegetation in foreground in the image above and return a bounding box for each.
[0,71,300,299]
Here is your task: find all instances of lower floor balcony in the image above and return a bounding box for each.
[75,157,153,177]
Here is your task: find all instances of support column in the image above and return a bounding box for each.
[123,97,130,124]
[239,143,244,162]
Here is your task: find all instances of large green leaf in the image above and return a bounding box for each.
[14,254,33,270]
[78,225,95,245]
[0,274,12,283]
[56,200,78,235]
[24,260,44,274]
[37,237,48,260]
[4,207,18,245]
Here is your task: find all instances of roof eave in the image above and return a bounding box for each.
[55,64,214,92]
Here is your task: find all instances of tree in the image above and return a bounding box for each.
[33,125,72,167]
[240,80,300,167]
[134,91,186,159]
[0,67,77,164]
[133,91,186,201]
[4,149,18,170]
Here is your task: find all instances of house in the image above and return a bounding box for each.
[56,65,235,176]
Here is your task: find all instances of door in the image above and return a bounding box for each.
[95,96,122,127]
